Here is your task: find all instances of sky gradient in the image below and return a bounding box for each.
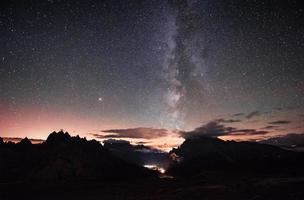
[1,0,304,150]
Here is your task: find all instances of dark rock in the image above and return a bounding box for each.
[19,137,32,146]
[0,131,156,182]
[167,136,304,175]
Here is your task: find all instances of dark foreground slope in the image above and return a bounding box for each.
[0,131,155,181]
[167,136,304,175]
[1,171,304,200]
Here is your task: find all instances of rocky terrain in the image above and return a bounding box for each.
[1,132,304,200]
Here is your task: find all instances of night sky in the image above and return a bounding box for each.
[1,0,304,150]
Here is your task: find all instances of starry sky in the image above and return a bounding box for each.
[1,0,304,150]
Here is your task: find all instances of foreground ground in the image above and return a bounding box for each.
[0,172,304,200]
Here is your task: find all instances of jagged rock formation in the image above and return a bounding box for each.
[0,131,156,182]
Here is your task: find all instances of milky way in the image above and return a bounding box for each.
[163,1,210,130]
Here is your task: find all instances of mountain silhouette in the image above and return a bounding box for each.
[260,133,304,151]
[19,137,32,146]
[1,132,304,200]
[0,131,156,182]
[167,136,304,175]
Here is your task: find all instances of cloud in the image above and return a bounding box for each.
[93,127,169,139]
[269,120,291,125]
[274,106,296,111]
[232,113,245,117]
[246,111,260,119]
[180,121,269,139]
[103,139,130,144]
[103,139,165,154]
[179,121,236,138]
[260,125,278,130]
[230,130,269,136]
[215,118,241,123]
[135,141,151,145]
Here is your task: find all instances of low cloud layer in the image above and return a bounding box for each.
[93,127,169,139]
[232,113,245,117]
[261,125,278,130]
[215,118,241,123]
[180,121,269,139]
[269,120,291,125]
[1,137,44,144]
[246,111,260,119]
